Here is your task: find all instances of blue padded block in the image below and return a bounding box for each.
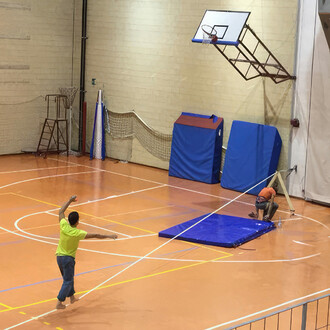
[169,112,223,184]
[158,213,275,248]
[221,121,282,195]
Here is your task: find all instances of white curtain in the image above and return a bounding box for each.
[305,17,330,204]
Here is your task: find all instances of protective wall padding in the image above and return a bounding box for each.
[158,213,275,248]
[169,112,223,184]
[221,121,282,195]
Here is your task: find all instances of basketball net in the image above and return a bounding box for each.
[59,87,78,155]
[202,30,213,44]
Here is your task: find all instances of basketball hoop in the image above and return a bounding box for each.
[59,87,78,109]
[201,24,218,44]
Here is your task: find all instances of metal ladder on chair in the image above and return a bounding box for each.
[36,94,69,158]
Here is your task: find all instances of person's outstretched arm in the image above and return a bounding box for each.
[85,233,117,239]
[59,195,77,222]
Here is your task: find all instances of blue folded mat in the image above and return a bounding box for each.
[159,213,275,248]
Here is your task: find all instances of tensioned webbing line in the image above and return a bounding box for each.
[4,172,276,329]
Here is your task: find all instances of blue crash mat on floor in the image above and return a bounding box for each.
[158,213,275,248]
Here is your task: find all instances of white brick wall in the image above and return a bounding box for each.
[84,0,297,170]
[0,1,297,173]
[0,0,79,154]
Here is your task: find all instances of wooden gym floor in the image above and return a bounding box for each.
[0,154,329,329]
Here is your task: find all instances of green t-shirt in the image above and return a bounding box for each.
[56,218,87,258]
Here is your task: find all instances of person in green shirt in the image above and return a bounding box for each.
[56,195,117,309]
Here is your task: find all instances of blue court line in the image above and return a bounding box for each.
[0,247,197,294]
[0,239,27,246]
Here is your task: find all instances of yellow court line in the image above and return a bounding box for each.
[10,192,60,208]
[0,301,13,309]
[10,192,155,234]
[0,253,231,313]
[79,254,231,294]
[8,192,233,256]
[0,297,57,312]
[77,211,155,234]
[186,241,233,256]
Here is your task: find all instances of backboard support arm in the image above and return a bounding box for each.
[212,24,296,83]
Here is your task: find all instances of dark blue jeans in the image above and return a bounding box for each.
[255,201,278,220]
[57,255,75,302]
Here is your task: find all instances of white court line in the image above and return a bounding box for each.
[47,157,330,230]
[2,158,329,329]
[49,157,166,185]
[293,240,314,247]
[294,214,330,230]
[0,223,321,264]
[272,217,303,222]
[14,184,167,241]
[1,172,314,329]
[1,161,328,264]
[114,233,157,241]
[2,162,327,263]
[0,170,99,190]
[205,287,330,330]
[70,176,282,312]
[49,204,172,219]
[215,253,320,263]
[45,184,167,210]
[0,165,76,174]
[102,205,173,218]
[46,212,131,238]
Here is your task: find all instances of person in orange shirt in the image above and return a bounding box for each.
[249,185,278,221]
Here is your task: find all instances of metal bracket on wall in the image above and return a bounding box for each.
[213,24,296,84]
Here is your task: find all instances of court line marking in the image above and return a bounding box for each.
[62,175,279,304]
[293,240,314,246]
[2,171,312,329]
[0,224,231,263]
[1,190,322,263]
[0,165,76,175]
[101,205,174,218]
[0,171,324,262]
[0,246,198,294]
[0,302,13,309]
[0,256,322,322]
[1,254,230,317]
[11,191,158,234]
[0,160,328,328]
[0,170,99,190]
[12,192,232,256]
[11,197,320,263]
[45,212,132,238]
[205,287,330,329]
[4,163,329,233]
[47,157,330,230]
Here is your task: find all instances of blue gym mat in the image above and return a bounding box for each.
[221,120,282,195]
[158,213,275,248]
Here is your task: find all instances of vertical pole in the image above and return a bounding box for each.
[78,0,87,152]
[57,96,60,152]
[82,101,87,154]
[301,303,307,330]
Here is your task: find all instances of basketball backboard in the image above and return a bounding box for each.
[192,10,250,45]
